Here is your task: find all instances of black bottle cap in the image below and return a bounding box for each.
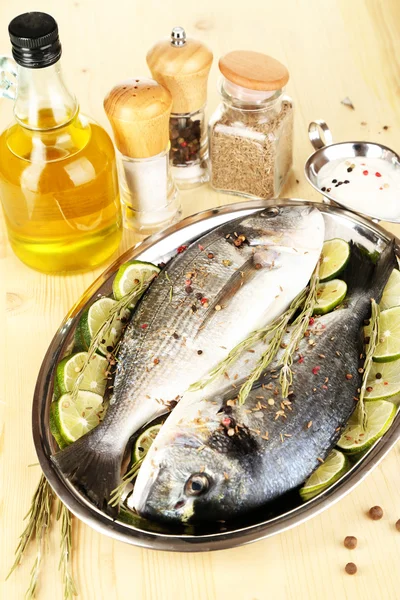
[8,12,62,69]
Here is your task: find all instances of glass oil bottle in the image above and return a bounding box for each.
[0,12,122,273]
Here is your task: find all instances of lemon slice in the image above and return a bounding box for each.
[113,260,160,301]
[300,449,349,501]
[319,239,350,282]
[373,306,400,363]
[51,391,104,444]
[313,279,347,315]
[337,400,396,454]
[364,359,400,400]
[133,424,162,463]
[56,352,108,396]
[380,269,400,311]
[77,297,130,356]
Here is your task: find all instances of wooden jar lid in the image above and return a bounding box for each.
[219,50,289,91]
[147,29,213,114]
[104,78,172,159]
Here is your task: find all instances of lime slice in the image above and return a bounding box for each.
[313,279,347,315]
[77,297,130,356]
[337,400,397,454]
[373,306,400,363]
[49,408,69,449]
[319,239,350,282]
[300,449,349,501]
[113,260,160,301]
[56,352,108,396]
[380,269,400,311]
[133,424,162,463]
[364,359,400,400]
[52,391,104,444]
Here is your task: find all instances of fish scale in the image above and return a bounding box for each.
[52,206,324,511]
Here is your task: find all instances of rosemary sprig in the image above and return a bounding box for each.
[357,299,380,430]
[238,311,295,404]
[72,272,157,401]
[189,287,308,394]
[279,261,320,398]
[58,502,77,600]
[108,459,144,508]
[8,475,55,598]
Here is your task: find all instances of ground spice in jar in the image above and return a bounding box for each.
[209,51,293,199]
[210,101,293,198]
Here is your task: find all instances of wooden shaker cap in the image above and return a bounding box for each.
[219,50,289,91]
[146,29,213,114]
[103,78,172,158]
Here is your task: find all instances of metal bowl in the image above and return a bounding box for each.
[33,198,400,552]
[304,120,400,223]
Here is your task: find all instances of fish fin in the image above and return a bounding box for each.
[344,240,397,303]
[196,255,276,333]
[51,426,122,516]
[369,239,398,302]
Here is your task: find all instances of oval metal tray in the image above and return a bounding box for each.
[33,198,400,552]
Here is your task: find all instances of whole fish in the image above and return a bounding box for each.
[132,242,397,523]
[52,205,324,510]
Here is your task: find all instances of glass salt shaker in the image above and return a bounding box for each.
[104,78,181,235]
[147,27,213,189]
[209,51,294,200]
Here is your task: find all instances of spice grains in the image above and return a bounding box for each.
[210,100,293,199]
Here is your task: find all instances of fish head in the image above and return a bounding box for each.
[132,401,257,523]
[234,205,324,253]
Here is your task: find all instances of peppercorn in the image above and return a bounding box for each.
[173,332,180,339]
[345,373,353,380]
[185,286,193,294]
[207,252,214,259]
[195,292,203,300]
[369,505,383,520]
[375,372,382,379]
[345,562,357,575]
[344,536,357,549]
[197,350,203,355]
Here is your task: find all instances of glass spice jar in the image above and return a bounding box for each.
[104,79,180,235]
[209,51,294,199]
[147,27,213,189]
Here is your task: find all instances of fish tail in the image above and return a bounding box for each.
[345,241,397,303]
[51,425,122,515]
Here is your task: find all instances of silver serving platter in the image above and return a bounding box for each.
[33,198,400,552]
[304,120,400,223]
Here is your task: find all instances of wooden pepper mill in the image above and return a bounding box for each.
[147,27,213,188]
[104,78,180,234]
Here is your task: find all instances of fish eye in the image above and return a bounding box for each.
[260,207,280,218]
[185,473,210,497]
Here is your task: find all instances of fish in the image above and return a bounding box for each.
[52,205,324,510]
[132,241,397,524]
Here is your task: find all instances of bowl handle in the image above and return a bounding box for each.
[308,120,333,150]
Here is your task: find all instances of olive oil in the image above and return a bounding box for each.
[0,112,122,272]
[0,12,122,273]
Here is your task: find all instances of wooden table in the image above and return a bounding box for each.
[2,1,400,598]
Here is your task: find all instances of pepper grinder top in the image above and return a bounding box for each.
[103,78,172,158]
[146,27,213,114]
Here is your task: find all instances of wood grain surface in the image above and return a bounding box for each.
[1,1,400,599]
